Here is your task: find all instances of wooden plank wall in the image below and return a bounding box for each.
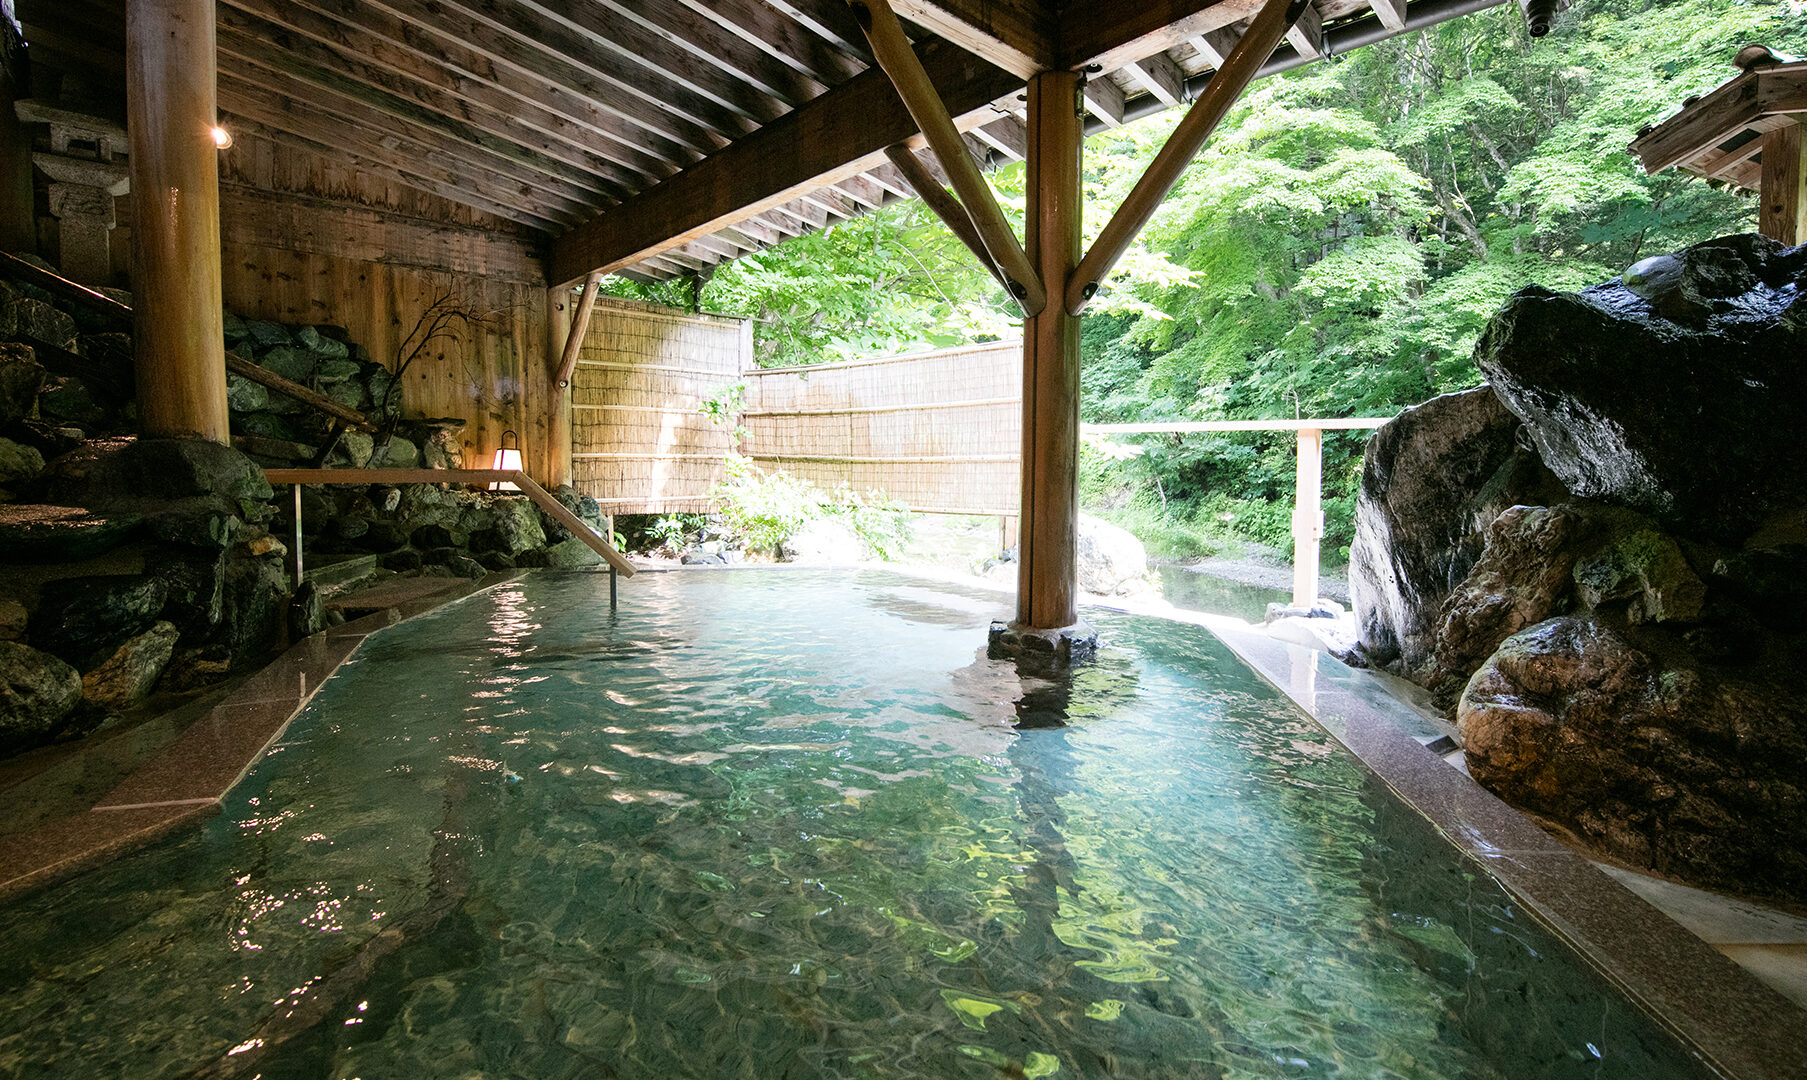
[213,131,559,477]
[569,298,750,514]
[742,340,1022,515]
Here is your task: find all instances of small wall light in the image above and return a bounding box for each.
[210,125,234,150]
[490,429,523,490]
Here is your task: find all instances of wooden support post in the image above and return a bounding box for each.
[1291,427,1322,609]
[1759,121,1807,246]
[1016,70,1083,632]
[555,272,605,389]
[127,0,230,443]
[1067,0,1304,314]
[850,0,1047,316]
[545,285,575,489]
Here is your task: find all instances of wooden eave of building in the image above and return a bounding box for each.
[18,0,1505,287]
[1629,60,1807,184]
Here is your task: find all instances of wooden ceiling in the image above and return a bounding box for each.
[16,0,1502,287]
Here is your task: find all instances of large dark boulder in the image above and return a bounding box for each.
[0,641,82,752]
[1459,616,1807,900]
[1476,233,1807,542]
[1349,387,1567,678]
[46,436,273,511]
[31,574,169,670]
[220,557,289,668]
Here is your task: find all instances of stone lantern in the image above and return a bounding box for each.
[13,99,129,285]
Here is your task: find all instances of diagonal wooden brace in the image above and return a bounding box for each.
[850,0,1047,316]
[1067,0,1308,315]
[555,271,605,389]
[883,143,1007,288]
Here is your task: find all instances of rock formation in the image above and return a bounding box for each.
[0,262,609,761]
[1351,234,1807,902]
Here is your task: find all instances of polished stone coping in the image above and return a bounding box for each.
[1205,624,1807,1080]
[0,572,524,902]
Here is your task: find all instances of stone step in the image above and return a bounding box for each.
[0,504,143,562]
[304,553,379,593]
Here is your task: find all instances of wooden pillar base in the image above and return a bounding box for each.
[988,618,1099,673]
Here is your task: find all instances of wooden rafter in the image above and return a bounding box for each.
[547,33,1019,285]
[890,0,1053,79]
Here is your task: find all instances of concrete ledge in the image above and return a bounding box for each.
[0,571,524,902]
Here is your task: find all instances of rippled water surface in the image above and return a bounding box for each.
[0,571,1708,1079]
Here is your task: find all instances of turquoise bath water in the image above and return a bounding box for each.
[0,571,1709,1079]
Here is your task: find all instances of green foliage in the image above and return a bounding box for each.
[712,454,827,554]
[1078,0,1804,556]
[709,455,915,558]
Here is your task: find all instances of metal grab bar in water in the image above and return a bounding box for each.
[263,468,634,605]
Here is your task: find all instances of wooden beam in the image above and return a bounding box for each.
[128,0,229,443]
[1083,73,1126,128]
[220,0,657,190]
[1127,51,1188,108]
[884,143,1003,285]
[1188,25,1244,68]
[597,0,826,106]
[502,0,787,127]
[672,0,863,85]
[764,0,874,64]
[278,0,688,175]
[364,0,723,155]
[1368,0,1408,33]
[555,273,605,388]
[215,16,629,203]
[548,34,1021,287]
[1284,2,1325,62]
[890,0,1053,79]
[852,0,1044,313]
[1759,120,1807,245]
[1061,0,1264,74]
[971,114,1029,159]
[1069,0,1304,313]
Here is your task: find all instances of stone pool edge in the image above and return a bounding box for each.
[1192,620,1807,1080]
[0,571,528,903]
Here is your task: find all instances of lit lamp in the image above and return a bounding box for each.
[490,429,522,491]
[209,124,233,150]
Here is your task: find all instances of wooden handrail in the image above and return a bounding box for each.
[1083,418,1391,434]
[263,467,636,576]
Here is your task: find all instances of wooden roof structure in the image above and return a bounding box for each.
[21,0,1504,289]
[1629,50,1807,244]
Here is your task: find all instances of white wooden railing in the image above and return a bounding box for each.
[1081,419,1391,609]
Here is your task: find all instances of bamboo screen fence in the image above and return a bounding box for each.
[741,341,1022,516]
[569,298,751,514]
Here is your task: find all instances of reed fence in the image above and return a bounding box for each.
[741,340,1022,515]
[568,298,751,514]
